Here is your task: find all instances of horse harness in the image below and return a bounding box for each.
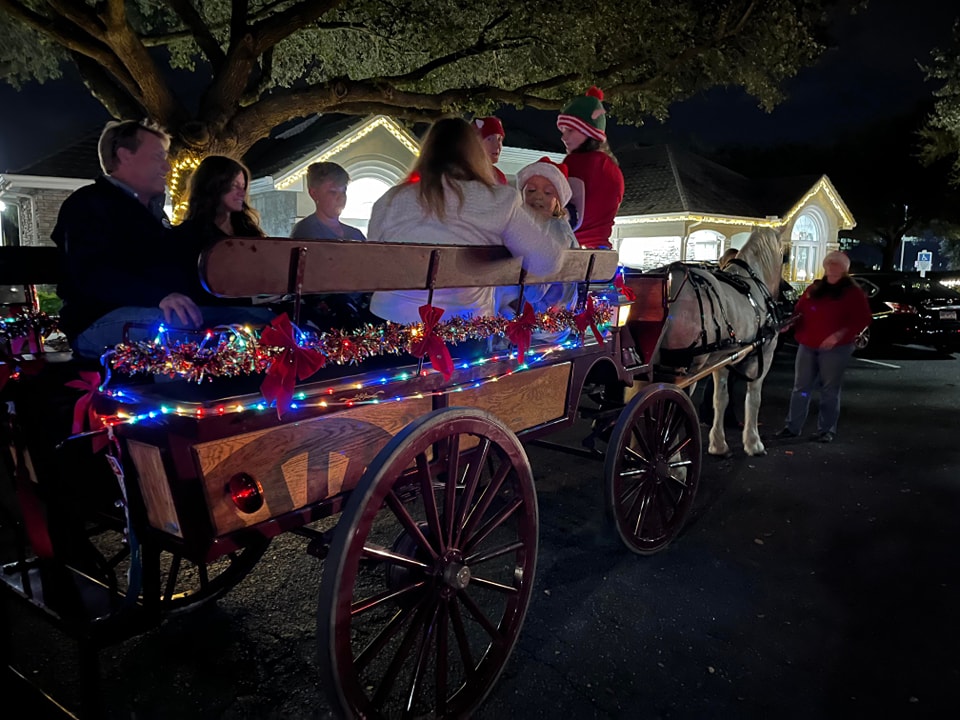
[670,258,785,381]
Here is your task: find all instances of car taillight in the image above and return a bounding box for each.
[228,473,264,514]
[884,302,918,314]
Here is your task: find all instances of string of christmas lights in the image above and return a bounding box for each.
[108,302,614,382]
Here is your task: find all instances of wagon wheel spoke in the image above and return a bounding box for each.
[463,495,523,555]
[386,490,440,563]
[404,600,442,713]
[464,539,525,566]
[416,452,445,554]
[371,599,433,709]
[453,439,490,548]
[435,602,450,716]
[468,575,520,595]
[443,433,462,547]
[352,579,428,617]
[361,543,432,572]
[460,459,511,543]
[448,597,475,670]
[457,588,505,645]
[355,601,424,674]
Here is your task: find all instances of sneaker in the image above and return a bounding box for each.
[774,427,798,439]
[817,432,835,443]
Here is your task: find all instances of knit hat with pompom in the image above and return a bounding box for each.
[557,86,607,141]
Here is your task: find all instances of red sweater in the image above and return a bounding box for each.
[564,150,624,249]
[794,279,872,348]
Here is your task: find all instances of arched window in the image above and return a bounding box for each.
[341,177,393,235]
[687,229,725,262]
[789,211,825,284]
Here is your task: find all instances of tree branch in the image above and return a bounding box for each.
[378,11,529,85]
[0,0,142,100]
[240,47,274,106]
[72,50,145,121]
[251,0,346,55]
[166,0,226,70]
[228,80,565,149]
[46,0,104,41]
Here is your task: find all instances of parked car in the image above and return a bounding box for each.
[850,272,960,352]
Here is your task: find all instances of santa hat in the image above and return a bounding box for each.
[556,86,607,141]
[516,157,573,208]
[473,116,505,140]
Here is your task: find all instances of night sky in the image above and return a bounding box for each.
[0,0,956,173]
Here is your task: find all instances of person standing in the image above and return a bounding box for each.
[775,251,872,443]
[472,116,509,185]
[556,86,624,249]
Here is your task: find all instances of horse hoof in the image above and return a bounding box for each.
[707,446,731,457]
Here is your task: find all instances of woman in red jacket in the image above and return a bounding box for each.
[556,86,624,249]
[775,251,872,443]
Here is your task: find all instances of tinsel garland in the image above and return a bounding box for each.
[108,302,613,383]
[0,309,59,344]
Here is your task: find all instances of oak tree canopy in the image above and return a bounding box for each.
[1,0,854,161]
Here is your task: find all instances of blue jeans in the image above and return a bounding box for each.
[784,342,855,435]
[74,305,278,360]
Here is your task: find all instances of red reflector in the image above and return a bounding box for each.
[228,473,264,514]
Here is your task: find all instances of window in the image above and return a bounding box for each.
[687,229,724,262]
[340,177,393,235]
[789,212,824,284]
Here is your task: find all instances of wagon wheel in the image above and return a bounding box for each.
[139,536,271,615]
[318,407,538,719]
[604,384,701,555]
[81,516,271,617]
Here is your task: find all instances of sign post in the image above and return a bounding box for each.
[916,250,933,278]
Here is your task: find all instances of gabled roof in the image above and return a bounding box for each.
[244,114,381,178]
[14,126,101,179]
[617,145,764,217]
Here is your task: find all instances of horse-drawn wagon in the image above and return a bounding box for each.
[1,228,784,718]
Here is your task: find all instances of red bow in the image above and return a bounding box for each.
[409,305,454,380]
[506,302,537,361]
[614,272,636,302]
[65,371,108,453]
[260,313,326,417]
[575,295,604,345]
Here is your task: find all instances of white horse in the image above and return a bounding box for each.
[659,227,785,456]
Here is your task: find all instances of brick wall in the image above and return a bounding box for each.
[32,189,73,247]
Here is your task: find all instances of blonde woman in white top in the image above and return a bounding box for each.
[367,117,564,324]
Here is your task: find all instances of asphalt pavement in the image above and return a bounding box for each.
[4,340,960,719]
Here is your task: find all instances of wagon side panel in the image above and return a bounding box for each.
[179,398,431,536]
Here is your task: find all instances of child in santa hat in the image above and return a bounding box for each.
[497,157,580,322]
[557,86,625,250]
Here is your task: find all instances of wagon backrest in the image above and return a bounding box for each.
[199,237,620,297]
